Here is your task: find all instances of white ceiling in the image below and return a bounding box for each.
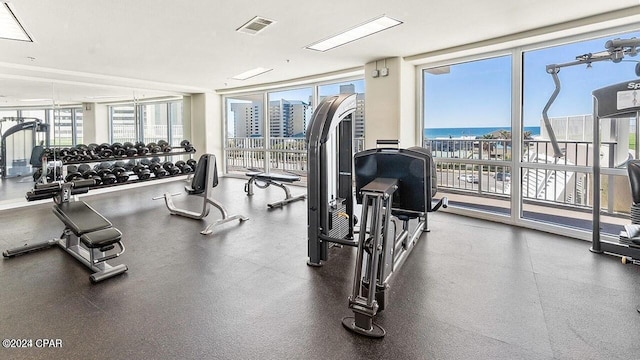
[0,0,639,107]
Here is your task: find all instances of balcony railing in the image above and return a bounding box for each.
[424,138,625,213]
[224,137,365,176]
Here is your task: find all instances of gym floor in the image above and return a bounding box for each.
[0,177,639,360]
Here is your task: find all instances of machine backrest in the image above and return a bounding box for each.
[354,147,437,214]
[190,154,218,195]
[628,160,640,204]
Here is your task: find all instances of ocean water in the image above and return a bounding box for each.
[424,126,540,139]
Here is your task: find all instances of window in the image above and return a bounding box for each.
[110,100,184,146]
[74,108,83,145]
[521,30,640,236]
[110,104,136,144]
[318,79,365,151]
[226,94,265,173]
[224,78,364,178]
[423,55,512,216]
[169,101,184,146]
[141,103,169,144]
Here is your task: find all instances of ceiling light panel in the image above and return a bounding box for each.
[0,2,32,42]
[306,15,402,52]
[231,67,273,80]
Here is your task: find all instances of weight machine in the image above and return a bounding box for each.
[542,37,640,263]
[0,117,50,179]
[306,94,447,337]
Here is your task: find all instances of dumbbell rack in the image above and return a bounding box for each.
[41,150,195,190]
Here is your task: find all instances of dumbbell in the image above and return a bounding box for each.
[122,142,134,150]
[133,164,151,180]
[180,140,195,152]
[125,147,138,157]
[99,147,114,158]
[65,171,83,182]
[67,165,78,174]
[151,163,167,178]
[147,142,161,153]
[137,146,149,156]
[162,161,180,175]
[112,166,129,183]
[124,160,137,172]
[78,164,92,173]
[82,169,102,185]
[98,169,117,185]
[186,159,197,169]
[174,160,193,174]
[149,162,162,173]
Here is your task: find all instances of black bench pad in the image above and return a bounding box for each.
[246,172,300,183]
[53,201,112,236]
[80,228,122,248]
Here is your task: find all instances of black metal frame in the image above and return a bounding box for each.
[306,93,358,266]
[590,81,640,261]
[342,147,447,338]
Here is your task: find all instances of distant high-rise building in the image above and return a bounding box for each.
[339,84,365,138]
[230,102,262,137]
[269,99,309,137]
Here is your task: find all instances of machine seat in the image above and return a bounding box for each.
[246,171,300,183]
[80,228,122,248]
[52,201,112,236]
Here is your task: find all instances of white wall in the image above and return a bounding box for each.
[190,93,223,162]
[364,57,417,149]
[81,102,109,144]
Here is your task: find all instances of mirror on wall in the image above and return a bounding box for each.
[0,79,189,208]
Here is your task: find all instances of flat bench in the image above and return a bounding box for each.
[244,171,306,209]
[3,180,128,283]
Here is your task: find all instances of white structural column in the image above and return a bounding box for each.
[364,57,417,149]
[81,102,109,144]
[190,93,223,161]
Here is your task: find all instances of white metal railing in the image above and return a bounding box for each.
[424,137,623,212]
[225,137,365,176]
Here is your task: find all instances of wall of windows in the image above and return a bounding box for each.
[223,78,365,179]
[420,26,640,241]
[109,100,184,145]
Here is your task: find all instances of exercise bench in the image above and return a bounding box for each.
[244,171,306,208]
[160,154,248,234]
[3,179,128,283]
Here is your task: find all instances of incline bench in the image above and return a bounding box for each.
[3,179,128,283]
[244,171,306,208]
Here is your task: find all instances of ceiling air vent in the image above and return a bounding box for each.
[236,16,275,35]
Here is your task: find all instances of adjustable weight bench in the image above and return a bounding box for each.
[160,154,248,235]
[3,179,128,283]
[244,171,306,208]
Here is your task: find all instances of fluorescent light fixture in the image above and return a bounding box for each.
[20,98,51,102]
[0,2,32,42]
[84,95,122,100]
[306,15,402,52]
[231,67,273,80]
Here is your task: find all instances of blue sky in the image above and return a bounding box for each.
[425,30,640,128]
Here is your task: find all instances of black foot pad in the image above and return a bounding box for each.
[341,316,385,338]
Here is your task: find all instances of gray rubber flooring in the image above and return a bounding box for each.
[0,177,639,359]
